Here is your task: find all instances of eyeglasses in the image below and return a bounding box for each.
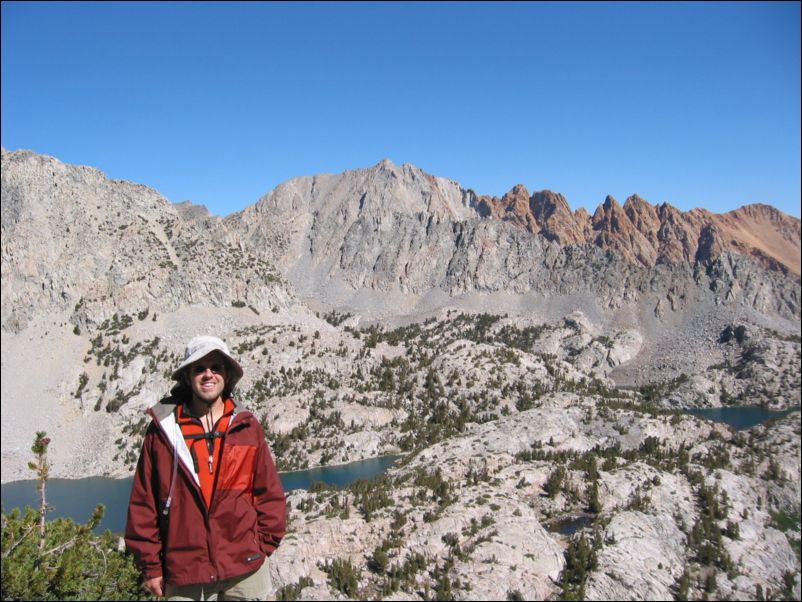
[191,362,226,375]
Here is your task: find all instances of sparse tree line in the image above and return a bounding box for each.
[65,311,799,477]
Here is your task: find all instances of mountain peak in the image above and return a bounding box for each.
[531,190,570,220]
[623,194,650,209]
[375,158,397,170]
[603,194,621,209]
[501,184,531,206]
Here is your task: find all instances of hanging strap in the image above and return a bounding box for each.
[183,431,225,474]
[162,420,180,517]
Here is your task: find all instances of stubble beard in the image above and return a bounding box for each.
[189,378,225,413]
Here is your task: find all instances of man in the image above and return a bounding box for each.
[125,335,286,600]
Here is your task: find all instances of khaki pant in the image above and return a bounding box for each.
[166,559,273,601]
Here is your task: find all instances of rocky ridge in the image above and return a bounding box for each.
[476,186,800,275]
[1,149,293,335]
[3,149,800,338]
[227,159,800,328]
[270,396,800,601]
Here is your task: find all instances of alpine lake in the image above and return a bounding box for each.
[1,405,798,535]
[1,455,402,535]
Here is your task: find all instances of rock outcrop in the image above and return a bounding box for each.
[1,149,293,334]
[472,182,800,275]
[270,399,801,601]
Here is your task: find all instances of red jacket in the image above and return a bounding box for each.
[125,396,286,586]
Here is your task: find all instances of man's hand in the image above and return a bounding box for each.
[144,575,164,597]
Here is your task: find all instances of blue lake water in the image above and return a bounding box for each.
[3,406,798,534]
[553,514,595,536]
[684,406,800,431]
[1,454,402,535]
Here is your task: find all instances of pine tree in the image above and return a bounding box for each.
[545,465,565,498]
[369,546,389,574]
[28,431,51,552]
[587,481,601,514]
[322,558,358,598]
[675,569,690,600]
[1,433,153,600]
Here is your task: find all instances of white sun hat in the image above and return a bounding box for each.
[171,335,244,390]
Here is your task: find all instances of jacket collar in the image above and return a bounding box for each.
[148,394,246,488]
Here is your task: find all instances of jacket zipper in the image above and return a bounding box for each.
[152,405,251,581]
[205,411,249,579]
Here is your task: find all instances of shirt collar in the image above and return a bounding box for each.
[177,397,236,422]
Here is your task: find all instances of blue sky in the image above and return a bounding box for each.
[2,1,800,218]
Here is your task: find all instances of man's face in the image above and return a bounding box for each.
[187,351,228,405]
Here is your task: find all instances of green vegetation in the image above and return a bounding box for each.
[247,311,654,472]
[1,433,152,601]
[559,530,602,600]
[770,510,802,565]
[687,483,733,570]
[350,476,395,521]
[81,333,169,417]
[638,373,689,403]
[322,310,353,327]
[769,510,800,533]
[544,466,566,499]
[73,372,89,398]
[275,576,314,601]
[320,557,359,598]
[97,312,134,336]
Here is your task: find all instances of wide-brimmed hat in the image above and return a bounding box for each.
[171,335,244,391]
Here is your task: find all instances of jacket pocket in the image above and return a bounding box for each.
[218,444,257,493]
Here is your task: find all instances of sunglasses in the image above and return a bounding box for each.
[191,362,227,375]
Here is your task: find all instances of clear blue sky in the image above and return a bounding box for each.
[3,1,800,218]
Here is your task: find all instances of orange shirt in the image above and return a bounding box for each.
[177,399,234,508]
